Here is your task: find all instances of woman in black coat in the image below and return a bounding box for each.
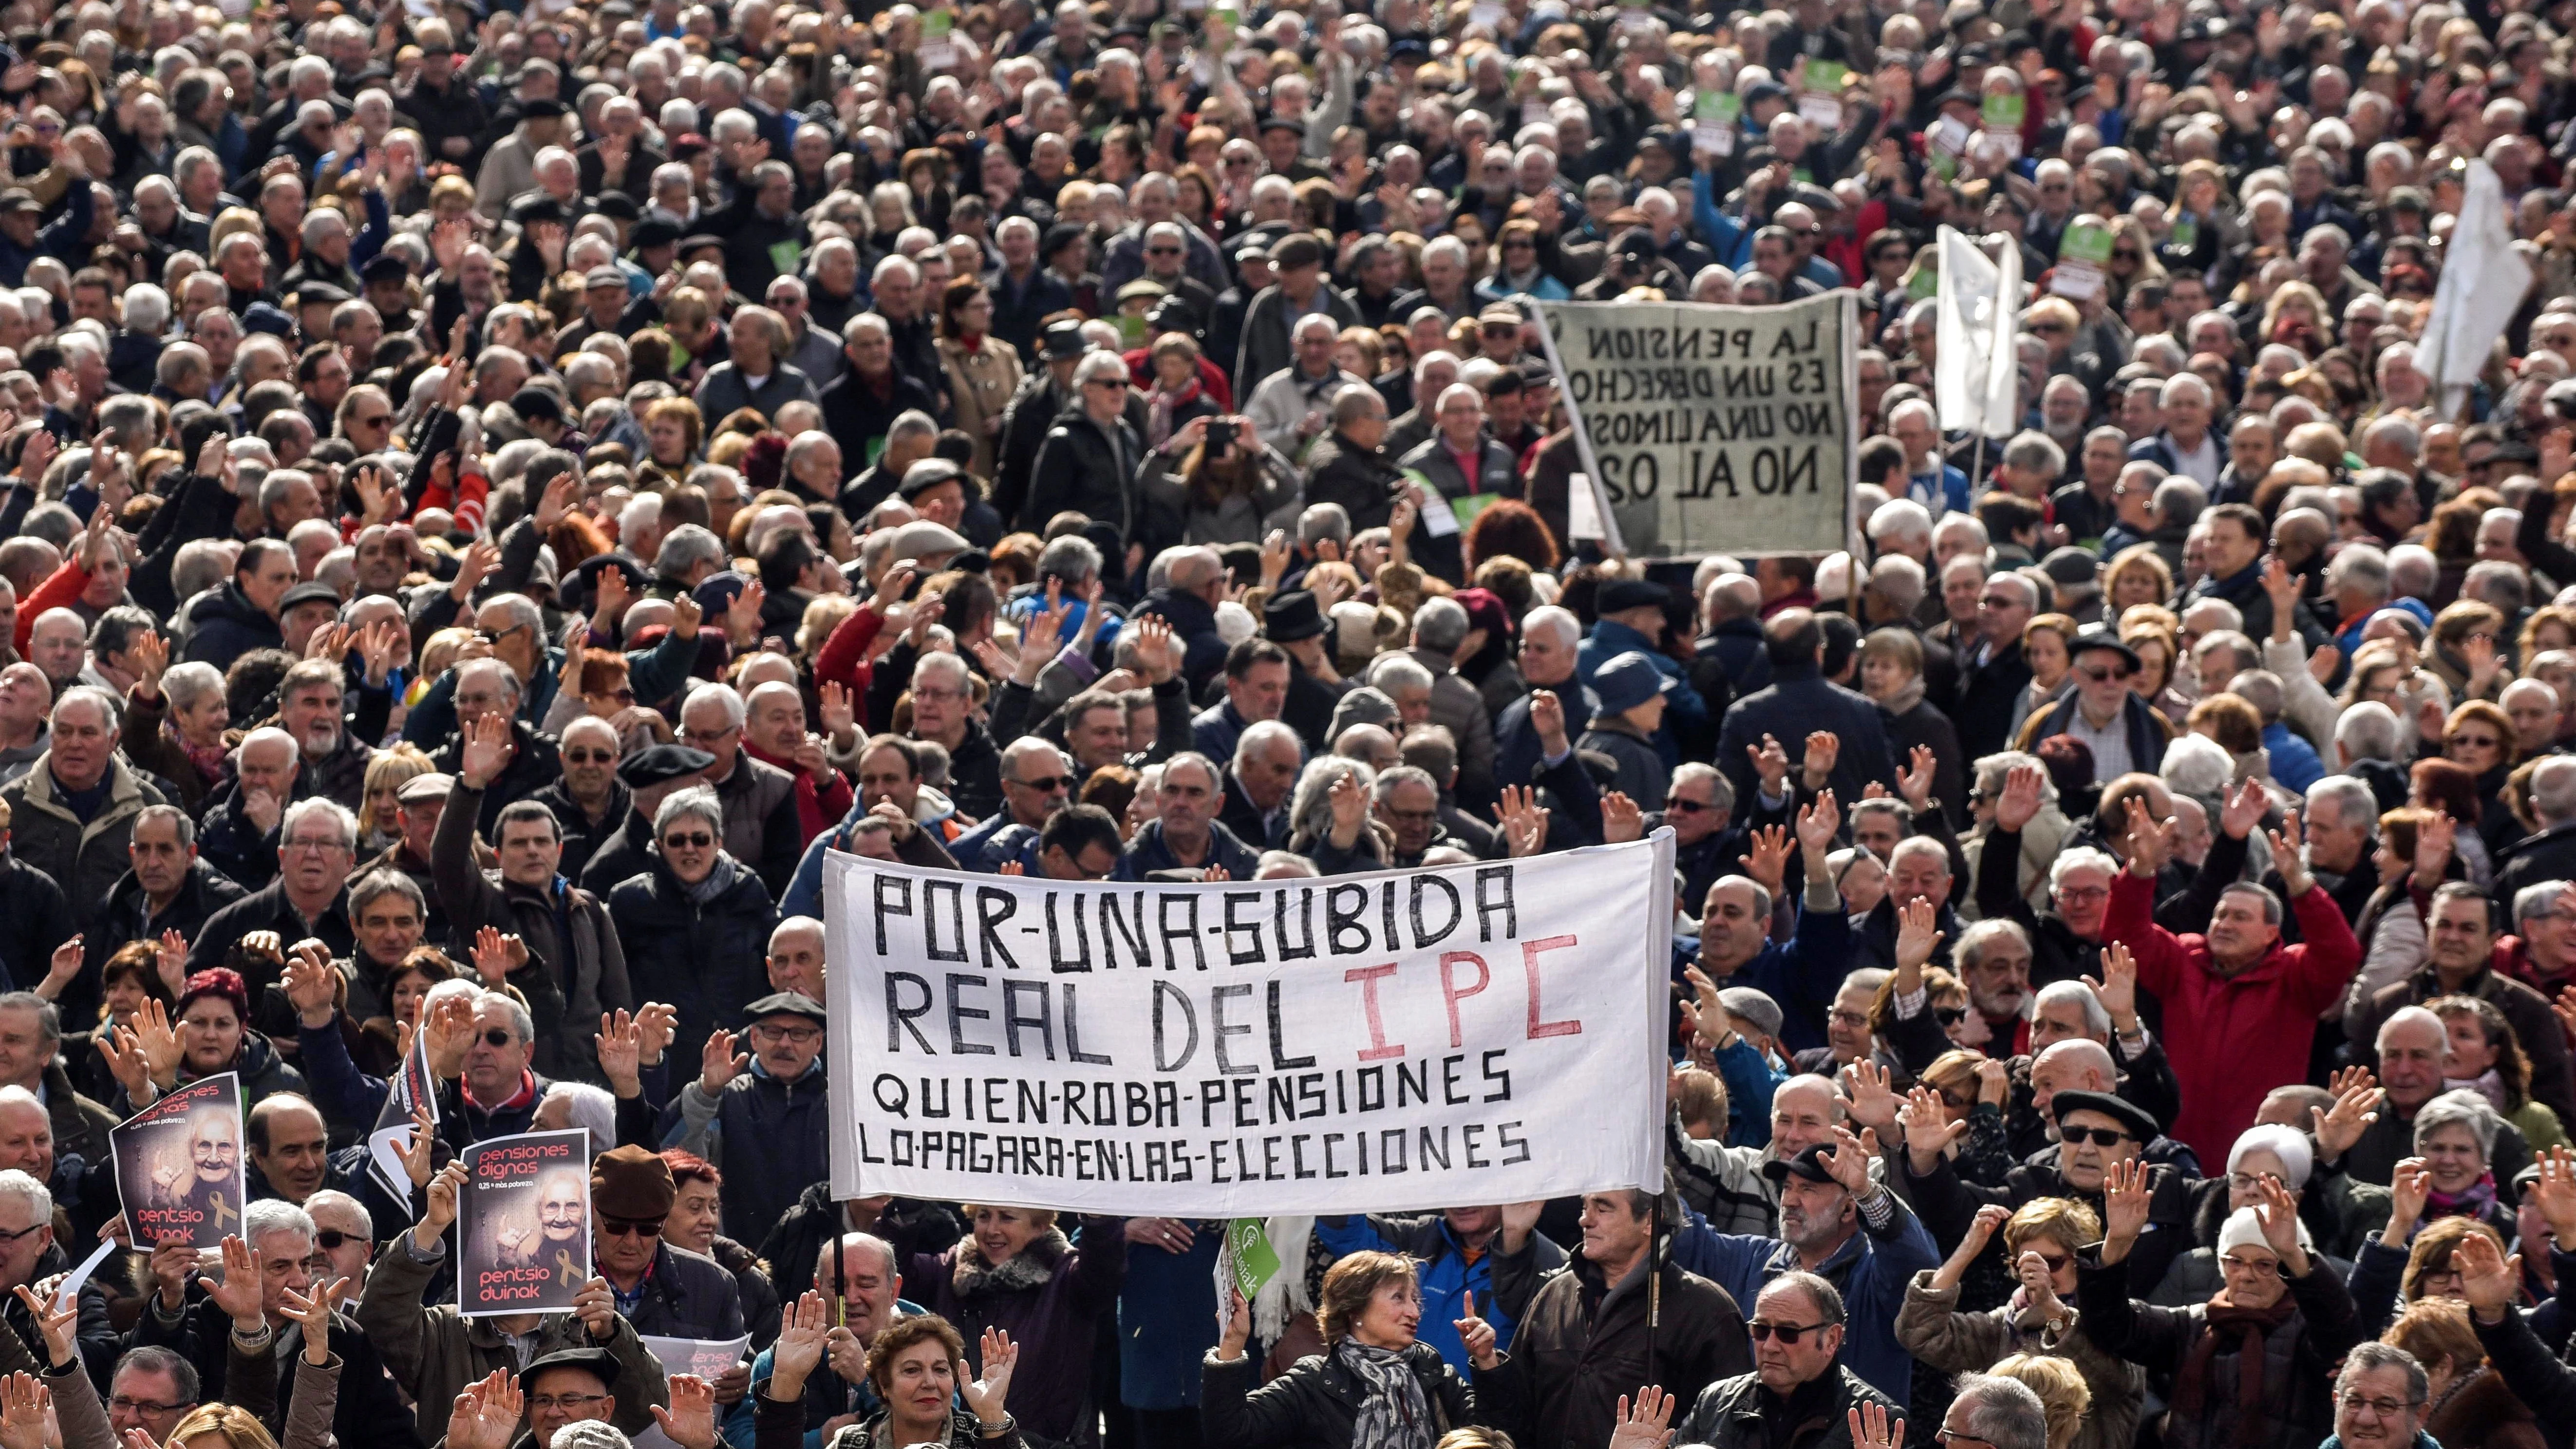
[1860,627,1968,828]
[1202,1250,1520,1449]
[603,787,781,1056]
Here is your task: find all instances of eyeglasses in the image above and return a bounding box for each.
[355,413,392,427]
[1933,1006,1967,1026]
[282,835,349,854]
[478,1028,517,1048]
[1937,1433,1998,1448]
[0,1222,45,1244]
[1978,593,2023,608]
[533,1395,611,1413]
[2336,1394,2423,1418]
[1011,774,1073,792]
[750,1022,823,1046]
[1146,245,1181,256]
[680,725,737,744]
[1664,798,1711,813]
[1747,1320,1836,1343]
[109,1397,190,1418]
[475,624,531,644]
[2060,1126,2137,1147]
[662,831,715,850]
[1828,1009,1871,1030]
[2025,1249,2071,1272]
[564,749,618,764]
[314,1229,355,1251]
[600,1216,664,1239]
[2448,734,2501,749]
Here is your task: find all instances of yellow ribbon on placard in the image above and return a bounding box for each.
[209,1192,237,1231]
[556,1249,580,1288]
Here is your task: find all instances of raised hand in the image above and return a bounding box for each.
[2452,1227,2520,1321]
[1601,791,1643,845]
[10,1281,75,1367]
[698,1029,747,1094]
[128,998,180,1089]
[2267,809,2309,893]
[1894,896,1943,979]
[1451,1291,1500,1370]
[572,1276,616,1342]
[964,1328,1018,1421]
[417,1161,469,1248]
[1799,731,1840,790]
[1609,1388,1675,1449]
[1820,1124,1880,1198]
[2385,1156,2432,1241]
[2416,810,2458,884]
[596,1010,644,1096]
[2098,1158,2153,1261]
[1897,745,1937,812]
[469,924,527,986]
[2535,1146,2576,1248]
[652,1375,720,1449]
[0,1372,51,1449]
[1129,614,1178,684]
[1899,1084,1967,1169]
[1217,1290,1252,1361]
[208,1235,265,1331]
[458,710,513,790]
[1739,824,1790,896]
[2079,941,2139,1031]
[1748,734,1791,795]
[1327,769,1370,850]
[278,1276,351,1365]
[1840,1059,1900,1132]
[2122,794,2171,876]
[1847,1401,1904,1449]
[1797,790,1841,858]
[770,1291,830,1392]
[1528,689,1567,752]
[2219,776,2267,841]
[2253,1174,2309,1276]
[2310,1073,2383,1162]
[1934,1203,2010,1289]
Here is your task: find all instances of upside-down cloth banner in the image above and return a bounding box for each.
[1935,226,2023,440]
[1534,293,1857,558]
[2419,159,2535,419]
[458,1130,592,1317]
[113,1073,245,1248]
[824,835,1675,1216]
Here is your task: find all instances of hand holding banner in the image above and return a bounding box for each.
[459,1130,592,1317]
[112,1073,245,1250]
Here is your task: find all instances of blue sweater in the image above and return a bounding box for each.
[1670,1185,1938,1406]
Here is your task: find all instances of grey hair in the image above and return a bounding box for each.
[683,681,748,730]
[1234,719,1301,772]
[2048,846,2118,891]
[349,867,425,919]
[2412,1087,2502,1159]
[2517,879,2575,932]
[654,785,726,841]
[2336,1342,2429,1408]
[1371,764,1438,805]
[1299,503,1351,546]
[2033,979,2110,1038]
[538,1082,618,1153]
[1522,605,1580,650]
[1412,596,1470,654]
[1288,756,1374,847]
[478,987,536,1044]
[282,798,357,851]
[0,1170,48,1225]
[2335,701,2404,765]
[1949,1374,2050,1449]
[2304,775,2381,831]
[819,1231,898,1284]
[0,995,56,1045]
[1074,351,1128,388]
[303,1187,373,1242]
[1368,654,1435,699]
[550,1423,636,1449]
[1035,534,1102,584]
[241,1198,315,1250]
[53,684,120,734]
[113,1346,199,1404]
[1952,918,2029,973]
[132,803,196,850]
[655,524,727,579]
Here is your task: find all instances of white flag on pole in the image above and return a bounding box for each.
[2419,160,2534,420]
[1935,226,2021,440]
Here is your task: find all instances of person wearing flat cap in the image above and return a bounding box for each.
[575,744,716,896]
[588,1145,749,1341]
[1898,1083,2195,1296]
[358,1152,671,1449]
[1578,578,1710,770]
[1577,651,1676,806]
[663,992,827,1241]
[2014,631,2175,775]
[1668,1131,1937,1409]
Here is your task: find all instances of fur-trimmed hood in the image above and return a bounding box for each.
[952,1227,1072,1298]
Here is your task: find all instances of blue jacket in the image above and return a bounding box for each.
[1712,895,1851,1057]
[1703,1034,1787,1148]
[1118,1229,1223,1410]
[1670,1187,1938,1407]
[2264,721,2327,794]
[1713,666,1899,813]
[1904,463,1972,517]
[1314,1214,1567,1373]
[1577,618,1708,768]
[1191,698,1253,764]
[1112,818,1260,881]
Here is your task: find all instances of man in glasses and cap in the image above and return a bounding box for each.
[359,1156,667,1448]
[666,992,827,1242]
[1673,1271,1897,1448]
[590,1144,747,1340]
[1672,1129,1936,1408]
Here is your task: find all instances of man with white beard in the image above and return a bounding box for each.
[274,657,379,809]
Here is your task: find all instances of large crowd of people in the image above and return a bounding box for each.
[0,0,2551,1448]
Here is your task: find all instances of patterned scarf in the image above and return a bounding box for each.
[166,721,226,783]
[2426,1169,2501,1223]
[1336,1339,1432,1449]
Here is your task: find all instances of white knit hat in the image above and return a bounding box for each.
[2217,1207,2278,1262]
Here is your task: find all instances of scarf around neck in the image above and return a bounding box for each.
[2172,1289,2298,1449]
[1337,1339,1432,1449]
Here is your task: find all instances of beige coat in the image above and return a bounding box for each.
[939,334,1024,478]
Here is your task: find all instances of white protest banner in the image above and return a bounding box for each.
[824,836,1674,1216]
[1934,226,2022,441]
[2421,159,2535,419]
[1535,292,1856,559]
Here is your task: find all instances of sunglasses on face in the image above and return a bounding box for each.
[1665,798,1711,813]
[1747,1320,1835,1343]
[478,1028,517,1048]
[314,1229,356,1251]
[600,1215,664,1239]
[1012,774,1074,792]
[2060,1126,2136,1148]
[564,749,617,764]
[663,831,715,850]
[1933,1006,1967,1026]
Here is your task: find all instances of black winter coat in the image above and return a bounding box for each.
[179,582,284,671]
[1301,432,1404,533]
[0,856,71,997]
[1201,1339,1515,1449]
[1021,406,1146,538]
[605,856,780,1060]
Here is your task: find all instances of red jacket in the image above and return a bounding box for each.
[2108,867,2360,1160]
[811,602,887,731]
[14,556,90,657]
[742,735,854,847]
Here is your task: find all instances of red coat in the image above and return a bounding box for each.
[2107,867,2360,1160]
[741,735,854,848]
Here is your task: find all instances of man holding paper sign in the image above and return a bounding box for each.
[357,1157,669,1447]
